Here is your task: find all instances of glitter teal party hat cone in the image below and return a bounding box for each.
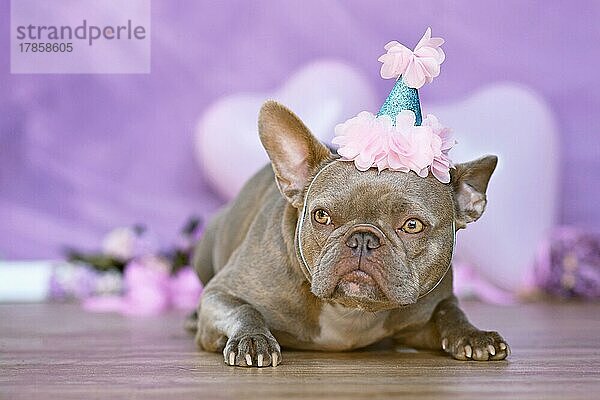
[377,76,422,126]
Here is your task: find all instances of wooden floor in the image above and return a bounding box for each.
[1,301,599,400]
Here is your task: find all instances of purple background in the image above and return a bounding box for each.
[1,0,599,259]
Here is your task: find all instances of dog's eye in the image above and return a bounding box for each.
[313,209,332,225]
[400,218,424,234]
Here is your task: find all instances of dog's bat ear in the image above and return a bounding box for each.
[450,155,498,229]
[258,100,332,208]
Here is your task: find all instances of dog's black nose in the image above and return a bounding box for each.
[345,231,381,252]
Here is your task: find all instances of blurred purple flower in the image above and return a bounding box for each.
[533,227,600,299]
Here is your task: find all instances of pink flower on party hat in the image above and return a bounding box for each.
[332,111,390,171]
[378,27,445,89]
[333,110,456,183]
[423,114,456,183]
[387,110,435,177]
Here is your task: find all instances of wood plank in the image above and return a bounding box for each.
[1,302,599,399]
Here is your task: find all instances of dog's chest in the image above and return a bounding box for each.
[312,303,390,351]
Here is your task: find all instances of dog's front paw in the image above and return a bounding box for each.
[441,329,510,361]
[223,332,282,367]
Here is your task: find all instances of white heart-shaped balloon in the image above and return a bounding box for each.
[428,84,559,291]
[195,61,378,199]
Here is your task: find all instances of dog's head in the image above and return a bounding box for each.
[259,101,497,311]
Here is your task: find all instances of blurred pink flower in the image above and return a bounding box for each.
[169,266,203,310]
[378,27,445,89]
[120,256,171,315]
[83,256,202,316]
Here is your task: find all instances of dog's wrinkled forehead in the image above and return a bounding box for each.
[305,161,454,223]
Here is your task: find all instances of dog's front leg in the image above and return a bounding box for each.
[195,290,281,367]
[433,295,510,361]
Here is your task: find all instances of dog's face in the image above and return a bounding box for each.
[297,162,455,310]
[259,101,497,311]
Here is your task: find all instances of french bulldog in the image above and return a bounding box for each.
[189,100,510,367]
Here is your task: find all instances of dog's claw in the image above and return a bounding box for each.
[499,342,507,350]
[245,354,252,366]
[228,352,235,366]
[488,345,496,356]
[272,352,279,367]
[441,338,448,350]
[464,345,473,358]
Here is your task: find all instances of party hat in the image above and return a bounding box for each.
[332,28,455,183]
[377,78,422,126]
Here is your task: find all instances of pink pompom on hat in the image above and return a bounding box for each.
[333,28,456,183]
